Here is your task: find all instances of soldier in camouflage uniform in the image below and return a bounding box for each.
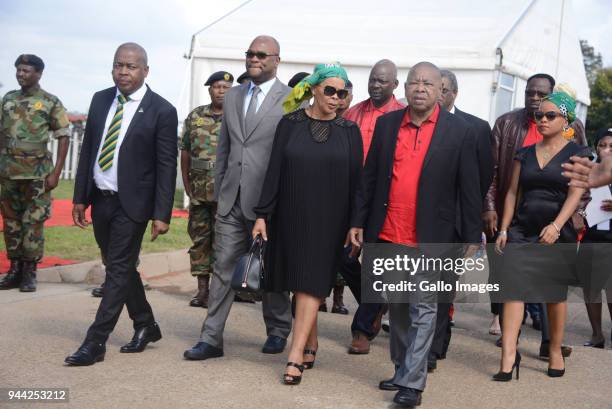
[180,71,233,308]
[0,55,70,292]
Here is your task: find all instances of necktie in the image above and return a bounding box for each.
[244,86,261,135]
[98,94,128,171]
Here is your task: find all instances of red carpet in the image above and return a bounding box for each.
[0,199,188,272]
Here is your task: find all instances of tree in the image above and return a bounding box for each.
[585,68,612,145]
[580,39,603,87]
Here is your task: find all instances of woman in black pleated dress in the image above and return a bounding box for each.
[252,64,362,385]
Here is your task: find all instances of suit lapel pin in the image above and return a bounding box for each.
[138,107,144,113]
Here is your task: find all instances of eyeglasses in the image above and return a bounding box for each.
[323,85,349,99]
[534,111,564,121]
[525,90,548,98]
[245,50,279,60]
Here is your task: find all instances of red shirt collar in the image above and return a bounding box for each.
[401,103,440,127]
[365,95,400,113]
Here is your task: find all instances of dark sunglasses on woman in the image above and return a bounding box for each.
[534,111,564,121]
[323,85,349,99]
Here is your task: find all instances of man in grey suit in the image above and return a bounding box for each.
[184,35,292,360]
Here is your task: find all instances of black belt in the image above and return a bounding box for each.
[97,189,117,197]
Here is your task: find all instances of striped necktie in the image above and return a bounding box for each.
[98,94,128,171]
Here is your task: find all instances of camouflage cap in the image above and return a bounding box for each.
[205,71,234,86]
[14,54,45,72]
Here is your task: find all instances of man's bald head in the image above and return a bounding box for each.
[405,61,442,115]
[368,59,399,107]
[245,35,281,84]
[115,42,148,66]
[112,42,149,95]
[249,35,280,55]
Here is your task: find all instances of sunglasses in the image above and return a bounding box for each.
[322,85,349,99]
[245,50,279,60]
[534,111,564,121]
[525,90,548,98]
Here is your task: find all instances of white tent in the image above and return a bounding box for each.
[184,0,589,124]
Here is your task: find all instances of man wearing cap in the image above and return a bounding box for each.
[180,71,233,308]
[0,54,70,292]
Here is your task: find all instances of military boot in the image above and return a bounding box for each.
[0,259,23,290]
[331,285,349,314]
[189,275,210,308]
[19,261,37,292]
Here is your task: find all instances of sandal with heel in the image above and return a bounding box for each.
[283,362,305,385]
[303,349,317,369]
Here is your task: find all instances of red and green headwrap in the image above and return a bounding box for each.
[544,91,576,123]
[283,62,349,113]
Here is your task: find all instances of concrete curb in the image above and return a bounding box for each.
[37,248,190,284]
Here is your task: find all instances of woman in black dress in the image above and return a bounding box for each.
[494,91,588,380]
[252,63,362,385]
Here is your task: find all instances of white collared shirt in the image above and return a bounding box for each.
[94,83,147,192]
[243,77,277,117]
[449,105,456,114]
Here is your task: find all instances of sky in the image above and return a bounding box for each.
[0,0,610,115]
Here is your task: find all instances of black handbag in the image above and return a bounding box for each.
[231,234,266,293]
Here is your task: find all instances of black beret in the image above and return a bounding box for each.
[288,72,310,88]
[236,71,250,84]
[205,71,234,86]
[14,54,45,71]
[595,127,612,145]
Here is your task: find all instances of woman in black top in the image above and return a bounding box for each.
[494,91,588,380]
[579,127,612,348]
[253,63,362,385]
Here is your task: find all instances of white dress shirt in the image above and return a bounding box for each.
[94,84,147,192]
[243,77,277,117]
[449,105,456,114]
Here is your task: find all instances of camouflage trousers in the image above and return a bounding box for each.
[188,201,216,277]
[0,178,51,262]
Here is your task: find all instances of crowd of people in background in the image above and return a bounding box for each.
[0,32,610,408]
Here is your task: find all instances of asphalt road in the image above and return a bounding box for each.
[0,276,611,409]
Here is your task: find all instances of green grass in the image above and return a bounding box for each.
[1,178,190,261]
[0,218,190,261]
[54,180,186,208]
[52,179,76,200]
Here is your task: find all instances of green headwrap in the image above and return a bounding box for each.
[544,91,576,123]
[283,62,349,113]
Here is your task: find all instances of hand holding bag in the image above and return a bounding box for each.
[231,234,266,293]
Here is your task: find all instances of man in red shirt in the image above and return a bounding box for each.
[349,62,481,407]
[343,60,405,355]
[345,59,406,159]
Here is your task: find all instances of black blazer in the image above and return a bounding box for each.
[73,86,178,224]
[454,107,494,198]
[352,107,482,248]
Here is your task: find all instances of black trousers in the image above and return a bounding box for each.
[338,244,386,339]
[430,303,452,359]
[85,191,153,344]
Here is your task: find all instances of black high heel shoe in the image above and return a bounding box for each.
[547,356,565,378]
[303,348,317,369]
[283,362,305,385]
[493,351,521,381]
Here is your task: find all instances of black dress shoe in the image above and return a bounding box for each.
[65,342,106,366]
[91,283,104,298]
[393,387,422,407]
[379,378,400,391]
[262,335,287,354]
[183,341,224,360]
[120,323,162,353]
[539,342,572,360]
[427,358,437,372]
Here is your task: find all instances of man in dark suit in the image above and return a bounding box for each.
[349,62,481,407]
[65,43,178,366]
[183,35,292,361]
[425,69,495,370]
